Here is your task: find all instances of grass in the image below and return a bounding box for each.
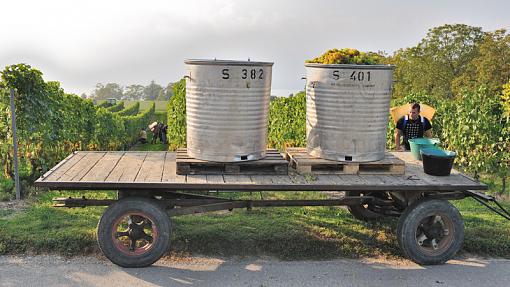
[171,192,402,260]
[2,190,510,259]
[1,142,510,259]
[130,142,168,151]
[0,191,115,255]
[123,100,168,112]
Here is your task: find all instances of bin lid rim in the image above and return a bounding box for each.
[185,59,274,66]
[304,63,395,69]
[420,148,456,157]
[408,138,440,144]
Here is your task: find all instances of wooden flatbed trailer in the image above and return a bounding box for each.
[35,150,495,268]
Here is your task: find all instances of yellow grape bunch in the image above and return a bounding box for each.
[306,48,384,65]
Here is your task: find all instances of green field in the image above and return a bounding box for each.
[96,100,168,124]
[97,100,168,113]
[123,100,168,112]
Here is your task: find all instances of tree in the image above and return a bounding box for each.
[143,80,163,100]
[452,29,510,96]
[157,82,174,101]
[124,84,145,100]
[91,83,123,100]
[390,24,485,99]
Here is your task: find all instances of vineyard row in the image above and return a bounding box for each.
[0,64,156,184]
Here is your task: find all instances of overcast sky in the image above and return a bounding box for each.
[1,0,509,96]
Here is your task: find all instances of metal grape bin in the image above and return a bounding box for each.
[305,63,395,162]
[184,59,273,162]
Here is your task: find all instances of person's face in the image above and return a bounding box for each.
[410,108,420,120]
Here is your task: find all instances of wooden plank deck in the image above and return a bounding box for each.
[34,151,488,192]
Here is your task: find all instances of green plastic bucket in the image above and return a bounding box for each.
[408,138,440,160]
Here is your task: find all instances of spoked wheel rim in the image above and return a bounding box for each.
[346,191,391,220]
[353,191,390,208]
[358,192,371,210]
[111,212,158,256]
[414,212,455,257]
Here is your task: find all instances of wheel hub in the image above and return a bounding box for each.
[422,222,445,240]
[128,223,146,240]
[112,213,157,255]
[416,214,454,254]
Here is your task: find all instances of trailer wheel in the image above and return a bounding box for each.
[97,197,171,268]
[397,199,463,265]
[346,191,383,221]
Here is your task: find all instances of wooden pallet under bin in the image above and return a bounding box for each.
[176,148,288,175]
[285,147,405,175]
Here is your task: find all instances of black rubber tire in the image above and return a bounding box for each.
[397,199,464,265]
[346,191,383,221]
[97,197,171,268]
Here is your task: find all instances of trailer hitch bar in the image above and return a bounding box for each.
[464,190,510,221]
[53,195,385,217]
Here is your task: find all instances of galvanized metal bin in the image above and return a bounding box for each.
[305,63,395,162]
[185,59,273,162]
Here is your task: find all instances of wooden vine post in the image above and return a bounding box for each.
[9,88,21,200]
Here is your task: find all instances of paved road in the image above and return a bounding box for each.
[1,255,510,287]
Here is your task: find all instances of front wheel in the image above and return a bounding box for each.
[346,191,384,221]
[397,199,464,265]
[97,197,172,268]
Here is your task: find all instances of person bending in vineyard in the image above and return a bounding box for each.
[157,122,164,143]
[395,103,432,151]
[148,122,160,144]
[139,128,147,144]
[161,124,168,145]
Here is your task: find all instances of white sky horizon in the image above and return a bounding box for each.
[1,0,509,97]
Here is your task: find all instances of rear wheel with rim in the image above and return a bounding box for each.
[97,197,171,268]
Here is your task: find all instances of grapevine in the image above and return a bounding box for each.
[0,64,156,198]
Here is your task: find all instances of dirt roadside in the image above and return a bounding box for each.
[1,255,509,287]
